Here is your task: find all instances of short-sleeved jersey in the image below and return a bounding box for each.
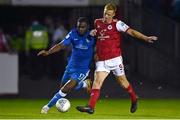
[95,18,129,60]
[61,28,95,71]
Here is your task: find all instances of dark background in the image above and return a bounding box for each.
[0,0,180,99]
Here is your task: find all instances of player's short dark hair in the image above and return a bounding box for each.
[77,17,89,25]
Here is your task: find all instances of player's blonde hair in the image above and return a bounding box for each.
[104,3,117,12]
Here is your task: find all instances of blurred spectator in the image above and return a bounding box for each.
[0,28,11,52]
[52,19,68,46]
[44,16,55,47]
[10,25,27,76]
[10,26,24,53]
[25,21,49,79]
[25,21,49,53]
[47,19,69,79]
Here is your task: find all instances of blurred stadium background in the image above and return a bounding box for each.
[0,0,180,118]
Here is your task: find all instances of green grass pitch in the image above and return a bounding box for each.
[0,98,180,119]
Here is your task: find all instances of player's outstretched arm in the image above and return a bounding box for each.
[37,50,49,56]
[37,43,65,56]
[126,28,158,43]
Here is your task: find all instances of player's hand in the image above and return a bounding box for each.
[145,36,158,43]
[90,29,97,36]
[37,50,49,56]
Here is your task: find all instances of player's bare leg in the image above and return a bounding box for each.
[76,71,109,114]
[116,75,138,113]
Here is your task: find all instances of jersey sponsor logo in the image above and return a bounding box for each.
[107,25,112,30]
[74,38,78,41]
[99,29,106,36]
[75,44,88,49]
[98,29,110,40]
[98,36,110,40]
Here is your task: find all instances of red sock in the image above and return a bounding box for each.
[88,89,100,109]
[126,84,137,103]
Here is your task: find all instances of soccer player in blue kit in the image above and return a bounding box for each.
[38,17,95,114]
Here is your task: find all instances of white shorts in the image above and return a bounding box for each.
[95,56,125,76]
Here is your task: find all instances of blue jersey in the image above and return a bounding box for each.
[61,28,95,71]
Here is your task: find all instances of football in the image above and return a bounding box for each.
[56,98,71,113]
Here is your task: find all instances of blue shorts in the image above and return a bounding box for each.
[60,68,90,85]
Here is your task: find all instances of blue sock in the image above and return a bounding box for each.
[75,81,84,91]
[47,90,66,108]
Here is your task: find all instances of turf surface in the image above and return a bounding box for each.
[0,98,180,119]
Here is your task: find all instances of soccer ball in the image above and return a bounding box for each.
[56,98,71,113]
